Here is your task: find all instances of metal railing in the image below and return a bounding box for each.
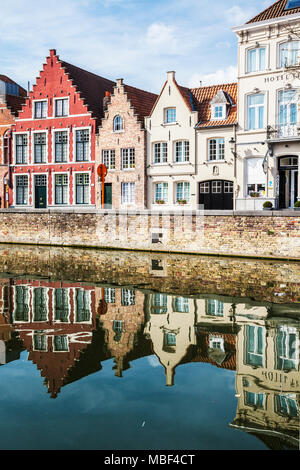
[267,123,300,140]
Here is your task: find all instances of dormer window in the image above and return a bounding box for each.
[212,104,226,120]
[210,90,230,121]
[113,115,123,132]
[165,108,176,124]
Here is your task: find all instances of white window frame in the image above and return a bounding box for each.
[52,128,70,163]
[32,130,48,164]
[32,99,48,119]
[102,149,116,170]
[211,104,226,121]
[153,142,168,164]
[208,137,225,161]
[174,140,189,163]
[52,335,70,353]
[74,288,92,324]
[154,182,168,203]
[246,93,266,131]
[53,287,71,323]
[73,126,91,162]
[121,148,135,170]
[53,97,69,118]
[113,115,123,132]
[53,172,70,206]
[73,171,91,205]
[247,46,267,73]
[164,107,176,124]
[175,181,190,203]
[13,285,30,323]
[32,286,49,323]
[278,40,300,69]
[14,173,29,207]
[13,131,29,165]
[121,182,135,205]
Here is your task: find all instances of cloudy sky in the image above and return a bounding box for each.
[0,0,274,93]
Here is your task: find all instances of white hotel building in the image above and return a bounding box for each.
[233,0,300,210]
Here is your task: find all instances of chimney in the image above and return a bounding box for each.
[49,49,57,57]
[167,71,176,82]
[116,78,124,87]
[103,91,111,112]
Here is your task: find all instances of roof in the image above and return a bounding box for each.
[0,75,27,116]
[123,84,158,122]
[60,60,116,122]
[190,83,237,128]
[247,0,300,24]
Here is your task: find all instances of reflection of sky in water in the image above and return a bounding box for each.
[0,351,266,450]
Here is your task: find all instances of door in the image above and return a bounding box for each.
[104,183,112,208]
[279,170,286,209]
[199,180,234,210]
[34,175,47,209]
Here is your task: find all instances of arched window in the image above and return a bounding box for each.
[113,115,123,132]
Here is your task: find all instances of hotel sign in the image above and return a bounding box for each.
[265,72,300,83]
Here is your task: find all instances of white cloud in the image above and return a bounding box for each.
[188,65,238,88]
[146,23,176,47]
[224,5,256,26]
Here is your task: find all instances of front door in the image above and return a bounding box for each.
[35,175,47,209]
[104,183,112,209]
[278,157,298,208]
[199,180,234,210]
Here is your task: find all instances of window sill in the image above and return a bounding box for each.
[163,122,178,126]
[112,130,125,134]
[207,159,227,164]
[173,161,190,165]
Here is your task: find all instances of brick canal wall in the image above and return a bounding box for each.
[0,209,299,260]
[0,245,299,304]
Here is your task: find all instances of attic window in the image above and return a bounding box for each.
[212,104,226,120]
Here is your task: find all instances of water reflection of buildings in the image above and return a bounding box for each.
[0,276,299,449]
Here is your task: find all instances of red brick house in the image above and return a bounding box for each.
[0,75,26,208]
[10,49,115,209]
[96,79,157,209]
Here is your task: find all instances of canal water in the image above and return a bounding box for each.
[0,245,299,450]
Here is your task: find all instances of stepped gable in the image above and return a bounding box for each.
[190,83,238,128]
[60,59,115,122]
[123,84,158,123]
[247,0,300,24]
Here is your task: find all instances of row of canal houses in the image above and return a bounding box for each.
[1,0,300,212]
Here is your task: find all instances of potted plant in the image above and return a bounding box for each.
[156,199,165,205]
[263,201,273,211]
[294,201,300,211]
[177,199,187,205]
[250,192,260,198]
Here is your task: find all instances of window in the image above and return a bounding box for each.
[33,288,47,322]
[173,297,189,313]
[152,294,168,314]
[55,98,69,117]
[279,41,300,68]
[176,182,190,203]
[200,182,210,194]
[113,320,123,342]
[102,150,115,170]
[54,289,69,322]
[278,89,298,137]
[275,327,298,371]
[206,299,224,316]
[247,94,265,130]
[175,141,189,162]
[244,392,265,408]
[15,134,28,164]
[208,138,225,161]
[165,108,176,123]
[209,336,225,351]
[154,142,168,164]
[155,182,168,203]
[212,105,226,120]
[113,115,123,132]
[121,182,135,204]
[245,325,264,367]
[15,175,28,205]
[34,133,47,163]
[246,158,266,197]
[76,173,90,204]
[55,174,68,205]
[76,290,91,322]
[121,148,135,169]
[33,334,47,351]
[212,181,222,193]
[166,333,176,346]
[224,181,234,193]
[34,101,47,119]
[275,394,298,418]
[104,288,116,304]
[14,286,29,322]
[247,47,266,73]
[76,129,90,161]
[53,335,69,352]
[55,131,68,162]
[121,288,135,306]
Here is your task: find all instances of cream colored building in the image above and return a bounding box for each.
[233,0,300,210]
[144,293,197,386]
[145,72,238,210]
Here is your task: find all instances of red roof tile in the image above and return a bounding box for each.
[123,84,158,123]
[247,0,300,24]
[190,83,238,128]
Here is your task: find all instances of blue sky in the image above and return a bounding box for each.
[0,0,274,93]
